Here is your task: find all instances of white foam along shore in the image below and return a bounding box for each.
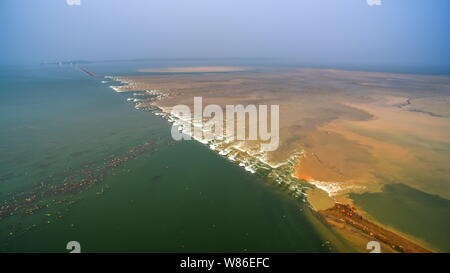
[105,76,137,92]
[106,76,313,201]
[307,181,348,196]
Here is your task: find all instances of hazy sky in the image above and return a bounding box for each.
[1,0,449,71]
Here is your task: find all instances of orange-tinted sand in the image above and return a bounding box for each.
[110,66,450,252]
[112,67,450,201]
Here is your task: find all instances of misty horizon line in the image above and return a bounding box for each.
[1,57,449,76]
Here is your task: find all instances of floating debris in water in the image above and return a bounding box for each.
[0,137,176,240]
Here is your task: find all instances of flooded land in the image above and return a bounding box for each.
[110,66,450,252]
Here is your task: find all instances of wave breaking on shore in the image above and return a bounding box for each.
[107,76,313,204]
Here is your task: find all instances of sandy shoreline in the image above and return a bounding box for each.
[104,66,450,252]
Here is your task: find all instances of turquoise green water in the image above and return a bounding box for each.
[350,183,450,252]
[7,141,329,252]
[0,62,346,252]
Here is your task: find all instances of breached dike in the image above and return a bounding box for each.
[108,76,311,202]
